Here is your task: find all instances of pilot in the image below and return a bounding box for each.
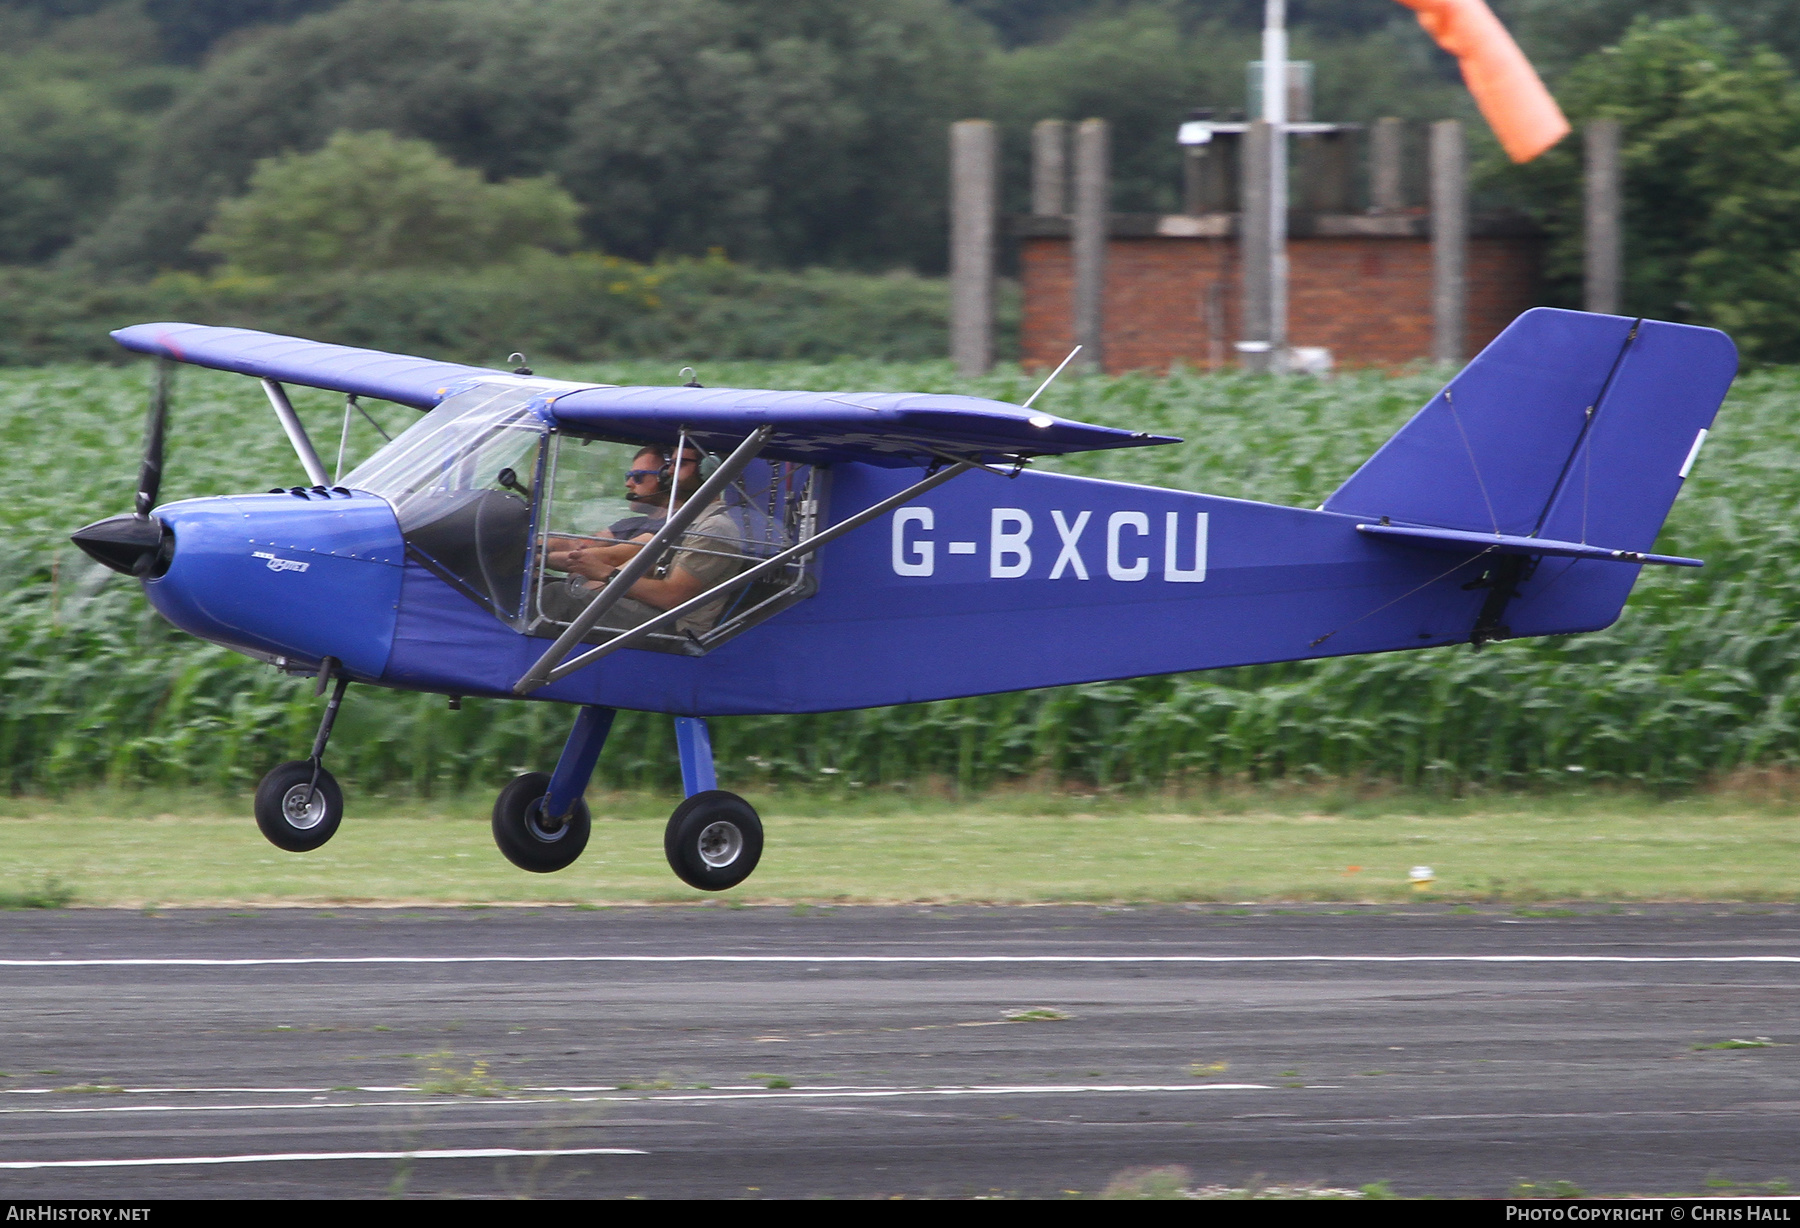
[545,443,744,639]
[543,444,681,569]
[608,444,683,539]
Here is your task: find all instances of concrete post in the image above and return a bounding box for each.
[1584,118,1623,315]
[1072,118,1109,372]
[1430,119,1467,367]
[1183,147,1204,215]
[949,119,998,377]
[1238,118,1273,373]
[1298,129,1353,213]
[1370,117,1404,212]
[1183,130,1240,215]
[1031,119,1068,216]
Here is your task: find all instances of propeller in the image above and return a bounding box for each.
[135,357,169,516]
[71,359,176,578]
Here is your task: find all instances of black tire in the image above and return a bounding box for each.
[254,760,343,853]
[491,772,591,873]
[664,790,763,891]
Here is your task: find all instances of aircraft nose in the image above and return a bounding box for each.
[71,513,174,578]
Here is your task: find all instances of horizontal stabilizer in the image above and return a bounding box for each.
[1356,522,1702,567]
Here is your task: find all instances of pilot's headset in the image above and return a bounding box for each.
[658,442,717,496]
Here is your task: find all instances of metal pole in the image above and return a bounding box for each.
[1430,119,1467,367]
[1263,0,1288,373]
[949,119,998,377]
[1031,119,1068,216]
[333,395,353,484]
[1071,118,1110,372]
[1584,118,1623,315]
[260,379,330,487]
[1238,119,1272,373]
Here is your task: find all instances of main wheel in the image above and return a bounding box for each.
[254,760,343,852]
[664,790,763,891]
[491,772,591,873]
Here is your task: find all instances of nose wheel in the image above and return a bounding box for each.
[664,791,763,891]
[254,665,349,853]
[254,760,343,851]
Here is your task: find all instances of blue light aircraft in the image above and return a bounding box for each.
[72,309,1735,890]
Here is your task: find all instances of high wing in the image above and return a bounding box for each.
[113,321,1180,466]
[112,321,521,410]
[541,385,1177,467]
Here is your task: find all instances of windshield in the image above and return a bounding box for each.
[343,383,549,618]
[341,383,547,517]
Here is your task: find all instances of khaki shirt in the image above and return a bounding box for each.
[541,501,745,644]
[664,503,745,636]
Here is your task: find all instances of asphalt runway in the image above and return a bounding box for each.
[2,905,1798,1200]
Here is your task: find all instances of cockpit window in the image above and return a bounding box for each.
[342,383,547,617]
[526,435,824,655]
[344,388,825,653]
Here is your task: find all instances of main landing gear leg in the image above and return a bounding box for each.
[664,716,763,892]
[491,705,614,873]
[253,656,347,853]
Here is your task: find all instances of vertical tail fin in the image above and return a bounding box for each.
[1325,306,1737,636]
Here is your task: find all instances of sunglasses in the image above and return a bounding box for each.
[625,457,699,481]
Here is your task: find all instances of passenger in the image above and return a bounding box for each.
[545,444,745,639]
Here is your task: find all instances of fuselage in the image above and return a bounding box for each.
[140,461,1603,717]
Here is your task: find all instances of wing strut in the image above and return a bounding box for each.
[514,426,776,693]
[261,379,330,487]
[515,459,978,693]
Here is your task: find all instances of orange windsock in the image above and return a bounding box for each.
[1394,0,1571,162]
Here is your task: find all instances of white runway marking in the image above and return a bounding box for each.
[1,953,1797,967]
[0,1083,1274,1117]
[0,1081,1220,1097]
[0,1146,646,1170]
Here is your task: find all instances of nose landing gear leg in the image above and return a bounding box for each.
[664,716,763,891]
[253,657,348,852]
[492,705,615,872]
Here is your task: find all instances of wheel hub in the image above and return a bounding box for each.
[281,783,328,830]
[696,820,743,868]
[524,798,569,843]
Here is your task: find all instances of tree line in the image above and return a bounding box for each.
[2,1,1800,356]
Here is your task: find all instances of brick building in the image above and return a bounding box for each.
[1014,209,1545,373]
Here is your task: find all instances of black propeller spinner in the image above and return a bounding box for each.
[72,359,176,578]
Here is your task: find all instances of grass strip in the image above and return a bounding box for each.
[3,788,1797,907]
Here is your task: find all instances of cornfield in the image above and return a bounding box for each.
[4,356,1794,797]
